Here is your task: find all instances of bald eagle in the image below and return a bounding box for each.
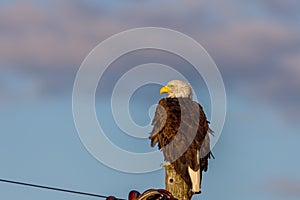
[149,80,213,195]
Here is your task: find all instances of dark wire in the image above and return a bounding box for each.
[0,178,126,200]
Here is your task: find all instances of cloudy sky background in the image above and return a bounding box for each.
[1,0,300,200]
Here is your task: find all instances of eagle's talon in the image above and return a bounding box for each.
[161,162,172,167]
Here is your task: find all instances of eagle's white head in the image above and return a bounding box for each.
[160,80,193,99]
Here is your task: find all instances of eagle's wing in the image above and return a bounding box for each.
[192,102,212,172]
[150,98,212,161]
[149,98,182,162]
[149,99,168,148]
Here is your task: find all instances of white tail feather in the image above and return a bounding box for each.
[188,149,201,193]
[188,166,200,193]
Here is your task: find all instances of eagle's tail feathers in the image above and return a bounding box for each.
[188,166,201,193]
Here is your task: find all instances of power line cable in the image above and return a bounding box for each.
[0,178,126,200]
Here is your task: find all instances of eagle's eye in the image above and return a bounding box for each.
[168,84,174,89]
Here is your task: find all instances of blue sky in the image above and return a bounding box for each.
[1,0,300,200]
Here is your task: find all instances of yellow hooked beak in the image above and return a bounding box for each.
[160,86,172,94]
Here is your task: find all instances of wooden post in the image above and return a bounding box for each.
[165,165,192,200]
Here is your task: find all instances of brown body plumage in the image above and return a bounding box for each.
[149,97,212,193]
